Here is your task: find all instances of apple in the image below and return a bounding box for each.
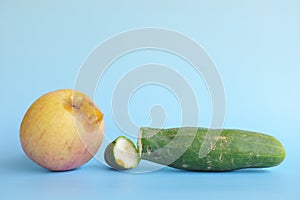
[20,89,105,171]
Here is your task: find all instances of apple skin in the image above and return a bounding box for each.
[20,89,104,171]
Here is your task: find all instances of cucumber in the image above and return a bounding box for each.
[104,136,140,170]
[138,127,286,171]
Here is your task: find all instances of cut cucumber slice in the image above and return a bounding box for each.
[104,136,141,170]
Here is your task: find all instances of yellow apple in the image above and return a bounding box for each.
[20,89,104,171]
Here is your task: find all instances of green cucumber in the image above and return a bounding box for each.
[138,127,286,171]
[104,136,140,170]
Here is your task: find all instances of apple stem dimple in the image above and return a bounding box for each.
[68,92,104,125]
[71,94,84,109]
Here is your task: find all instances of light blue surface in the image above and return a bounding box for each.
[1,0,299,199]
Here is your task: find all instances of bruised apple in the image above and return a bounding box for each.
[20,89,104,171]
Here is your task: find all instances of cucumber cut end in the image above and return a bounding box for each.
[138,129,143,156]
[114,137,140,169]
[105,136,140,170]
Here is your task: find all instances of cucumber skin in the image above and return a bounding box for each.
[139,127,286,171]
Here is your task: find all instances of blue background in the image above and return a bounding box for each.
[1,0,299,199]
